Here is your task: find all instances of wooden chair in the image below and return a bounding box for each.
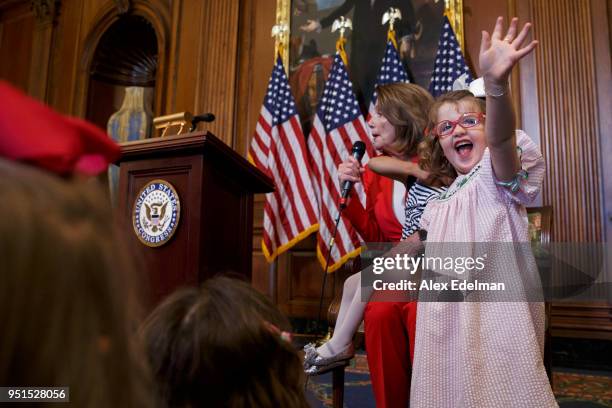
[527,206,554,385]
[327,206,554,407]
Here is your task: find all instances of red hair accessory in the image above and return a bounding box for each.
[264,321,293,344]
[0,81,120,176]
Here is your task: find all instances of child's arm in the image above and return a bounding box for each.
[400,231,422,243]
[368,156,430,183]
[479,17,538,182]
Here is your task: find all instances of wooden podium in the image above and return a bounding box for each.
[117,132,273,304]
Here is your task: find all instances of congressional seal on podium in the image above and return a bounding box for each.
[133,179,181,247]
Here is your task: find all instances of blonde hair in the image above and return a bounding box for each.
[375,82,433,157]
[419,91,486,186]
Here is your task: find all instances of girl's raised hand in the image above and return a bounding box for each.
[479,17,538,85]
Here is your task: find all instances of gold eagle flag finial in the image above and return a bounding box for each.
[331,16,352,65]
[271,23,289,60]
[382,7,402,47]
[382,7,402,32]
[331,15,352,39]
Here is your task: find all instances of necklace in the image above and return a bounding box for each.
[438,163,482,201]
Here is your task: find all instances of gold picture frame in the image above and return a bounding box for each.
[275,0,466,72]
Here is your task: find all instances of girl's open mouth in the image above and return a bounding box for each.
[455,141,473,158]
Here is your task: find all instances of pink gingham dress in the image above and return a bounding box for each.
[410,131,558,407]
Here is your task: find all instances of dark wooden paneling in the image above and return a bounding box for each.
[251,196,272,296]
[169,0,241,146]
[235,0,276,155]
[117,133,272,306]
[529,0,602,242]
[517,0,611,338]
[0,3,35,92]
[252,251,272,297]
[462,0,525,120]
[119,156,202,305]
[276,235,345,318]
[462,0,508,75]
[47,0,85,114]
[551,302,612,340]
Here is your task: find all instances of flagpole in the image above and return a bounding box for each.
[331,16,352,66]
[264,25,283,304]
[316,209,344,333]
[269,260,278,304]
[271,23,288,72]
[382,7,402,49]
[314,16,355,338]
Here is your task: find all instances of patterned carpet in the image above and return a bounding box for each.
[306,354,612,407]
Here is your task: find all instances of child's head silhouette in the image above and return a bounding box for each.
[0,158,153,407]
[141,275,308,408]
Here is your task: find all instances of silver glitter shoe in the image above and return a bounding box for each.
[302,343,318,368]
[303,343,354,376]
[310,343,354,367]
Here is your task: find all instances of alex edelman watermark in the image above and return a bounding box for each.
[373,278,505,292]
[360,241,612,302]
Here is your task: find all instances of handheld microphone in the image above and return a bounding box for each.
[190,113,215,131]
[339,141,366,208]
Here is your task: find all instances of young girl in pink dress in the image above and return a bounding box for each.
[410,17,557,407]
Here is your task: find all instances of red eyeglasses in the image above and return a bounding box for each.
[433,112,485,138]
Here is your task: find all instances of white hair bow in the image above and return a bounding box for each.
[452,74,485,98]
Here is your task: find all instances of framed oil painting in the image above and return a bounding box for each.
[275,0,465,133]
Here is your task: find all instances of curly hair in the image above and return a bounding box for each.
[375,82,433,157]
[419,90,486,186]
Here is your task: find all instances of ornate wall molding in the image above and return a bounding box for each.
[113,0,131,15]
[28,0,60,101]
[31,0,59,26]
[74,0,171,117]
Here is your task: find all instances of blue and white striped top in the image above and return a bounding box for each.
[401,181,447,239]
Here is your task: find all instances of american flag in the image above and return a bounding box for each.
[429,15,473,97]
[308,53,376,272]
[368,37,410,118]
[248,56,319,262]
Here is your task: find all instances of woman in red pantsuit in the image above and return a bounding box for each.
[304,83,433,408]
[345,170,418,408]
